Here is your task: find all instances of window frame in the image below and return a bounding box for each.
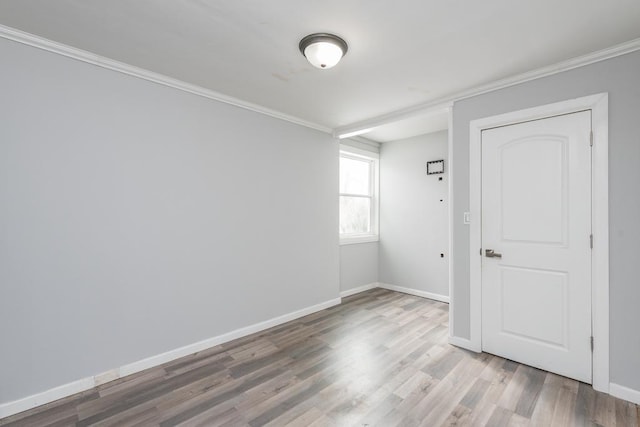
[339,145,379,245]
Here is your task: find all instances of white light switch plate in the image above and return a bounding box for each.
[463,212,471,224]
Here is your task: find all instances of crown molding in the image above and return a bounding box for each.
[0,24,332,135]
[339,136,381,155]
[334,102,452,139]
[335,37,640,137]
[2,24,639,139]
[347,136,381,148]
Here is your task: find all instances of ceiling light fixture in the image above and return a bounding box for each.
[299,33,348,69]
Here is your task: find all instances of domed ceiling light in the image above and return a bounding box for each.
[299,33,348,69]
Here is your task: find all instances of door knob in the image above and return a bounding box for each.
[485,249,502,258]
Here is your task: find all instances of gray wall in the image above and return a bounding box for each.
[452,51,640,391]
[0,38,339,404]
[339,242,379,292]
[379,131,449,297]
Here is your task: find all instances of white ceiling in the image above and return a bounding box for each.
[365,110,449,143]
[1,1,640,142]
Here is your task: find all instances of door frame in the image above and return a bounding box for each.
[468,93,609,392]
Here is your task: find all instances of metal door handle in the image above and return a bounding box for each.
[485,249,502,258]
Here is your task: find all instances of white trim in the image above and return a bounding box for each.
[340,283,450,302]
[339,235,379,245]
[468,106,483,351]
[0,297,341,419]
[334,103,452,140]
[3,23,637,141]
[377,283,450,304]
[448,335,481,352]
[590,97,610,393]
[467,93,609,392]
[340,144,380,159]
[340,137,381,155]
[93,369,120,387]
[346,136,381,150]
[333,38,640,137]
[0,377,95,420]
[119,296,340,376]
[610,383,640,405]
[339,146,380,244]
[336,128,374,139]
[447,107,456,341]
[340,283,378,298]
[0,24,331,135]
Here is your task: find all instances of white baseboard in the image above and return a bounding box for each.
[610,382,640,405]
[4,289,635,417]
[339,283,377,298]
[0,297,341,419]
[377,283,450,304]
[120,297,340,377]
[448,335,482,353]
[0,377,95,420]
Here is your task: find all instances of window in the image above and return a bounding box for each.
[339,145,379,244]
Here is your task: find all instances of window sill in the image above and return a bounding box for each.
[340,235,379,246]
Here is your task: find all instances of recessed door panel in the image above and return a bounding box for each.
[500,137,567,245]
[500,267,567,348]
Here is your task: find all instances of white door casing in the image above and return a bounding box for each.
[481,111,592,383]
[466,93,609,393]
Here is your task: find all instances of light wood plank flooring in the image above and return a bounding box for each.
[1,289,638,426]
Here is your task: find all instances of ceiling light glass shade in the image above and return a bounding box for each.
[299,33,348,69]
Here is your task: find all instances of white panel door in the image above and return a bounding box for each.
[481,111,592,383]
